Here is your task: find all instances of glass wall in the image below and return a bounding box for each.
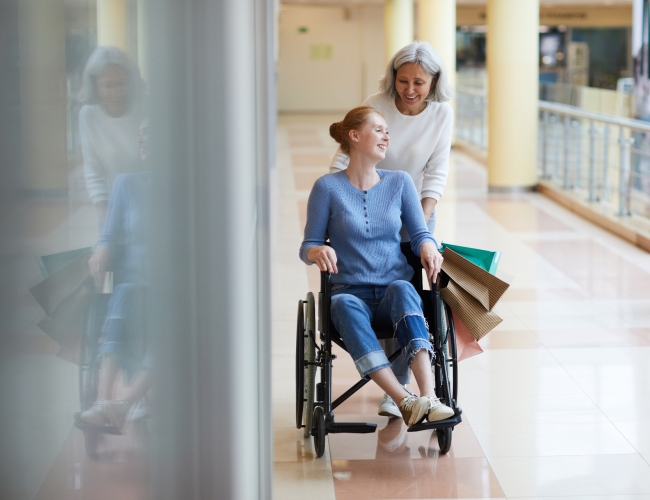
[0,1,274,499]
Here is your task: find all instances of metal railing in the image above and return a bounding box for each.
[455,88,650,219]
[455,87,487,151]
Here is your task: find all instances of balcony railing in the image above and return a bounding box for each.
[455,87,487,151]
[455,88,650,220]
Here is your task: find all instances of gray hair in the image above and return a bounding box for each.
[78,46,142,105]
[379,41,453,103]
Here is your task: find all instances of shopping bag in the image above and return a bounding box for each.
[440,243,501,275]
[441,248,509,312]
[451,310,483,362]
[30,249,92,315]
[440,248,511,342]
[29,249,93,349]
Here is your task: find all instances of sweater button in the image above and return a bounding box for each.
[363,191,367,194]
[366,229,369,232]
[363,198,366,202]
[365,221,368,224]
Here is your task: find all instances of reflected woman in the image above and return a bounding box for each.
[76,119,151,432]
[78,46,144,223]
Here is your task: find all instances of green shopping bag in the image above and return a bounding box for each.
[440,243,501,275]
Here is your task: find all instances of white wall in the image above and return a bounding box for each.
[278,5,385,113]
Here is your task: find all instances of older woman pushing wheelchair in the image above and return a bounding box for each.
[299,106,454,427]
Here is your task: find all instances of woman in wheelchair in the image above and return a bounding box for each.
[299,106,454,427]
[75,119,152,432]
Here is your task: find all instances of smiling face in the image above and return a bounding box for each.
[96,64,130,117]
[394,62,434,114]
[349,112,389,162]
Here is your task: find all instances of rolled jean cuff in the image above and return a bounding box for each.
[404,338,433,367]
[355,349,391,378]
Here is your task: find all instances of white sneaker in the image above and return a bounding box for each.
[378,393,402,418]
[398,395,430,427]
[424,396,455,422]
[79,400,130,430]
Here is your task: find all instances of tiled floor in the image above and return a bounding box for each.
[273,113,650,499]
[10,112,650,499]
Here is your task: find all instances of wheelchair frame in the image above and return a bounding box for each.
[296,244,462,458]
[37,248,106,458]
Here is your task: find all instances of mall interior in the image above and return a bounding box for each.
[1,0,650,499]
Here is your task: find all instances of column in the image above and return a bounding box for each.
[97,0,128,51]
[487,0,539,190]
[18,0,68,191]
[147,0,272,497]
[385,0,414,63]
[417,0,456,95]
[137,0,148,80]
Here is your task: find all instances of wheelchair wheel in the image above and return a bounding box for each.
[433,296,453,410]
[312,406,326,458]
[444,303,459,405]
[79,294,108,460]
[295,294,317,437]
[79,294,108,411]
[437,427,452,455]
[295,300,304,429]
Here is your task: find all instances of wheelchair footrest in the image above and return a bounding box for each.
[326,422,377,434]
[407,408,462,432]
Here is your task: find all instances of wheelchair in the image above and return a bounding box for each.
[296,243,462,458]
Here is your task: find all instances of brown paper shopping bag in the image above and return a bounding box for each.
[441,249,509,312]
[440,248,510,342]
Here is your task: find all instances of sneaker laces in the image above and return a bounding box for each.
[425,395,443,407]
[400,395,419,411]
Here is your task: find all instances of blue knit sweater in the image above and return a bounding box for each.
[299,169,437,285]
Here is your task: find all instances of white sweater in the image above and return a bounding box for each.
[79,104,143,203]
[329,92,453,201]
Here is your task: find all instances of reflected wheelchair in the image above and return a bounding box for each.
[296,243,462,458]
[38,248,108,457]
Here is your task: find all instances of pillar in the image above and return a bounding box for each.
[487,0,539,190]
[417,0,456,96]
[97,0,128,51]
[18,0,68,191]
[137,0,148,80]
[147,0,273,497]
[385,0,414,63]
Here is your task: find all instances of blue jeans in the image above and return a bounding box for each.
[394,212,436,383]
[330,280,433,378]
[100,283,146,377]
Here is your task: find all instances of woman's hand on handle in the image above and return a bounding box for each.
[420,241,443,285]
[88,244,110,287]
[307,246,338,274]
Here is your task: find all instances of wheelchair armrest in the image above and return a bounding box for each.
[318,271,332,335]
[320,271,332,296]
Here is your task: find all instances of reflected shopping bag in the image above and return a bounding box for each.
[440,243,501,275]
[451,310,483,362]
[29,248,94,363]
